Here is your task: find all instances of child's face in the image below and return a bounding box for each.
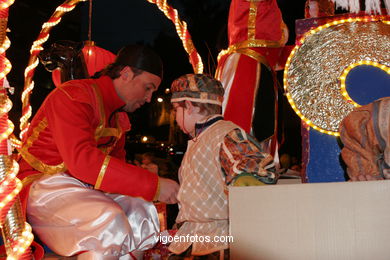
[172,102,195,136]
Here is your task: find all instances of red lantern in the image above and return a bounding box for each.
[52,41,116,87]
[82,41,116,77]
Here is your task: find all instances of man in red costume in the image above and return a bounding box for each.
[215,0,288,155]
[18,44,179,259]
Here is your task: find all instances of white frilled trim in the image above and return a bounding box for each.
[331,0,388,14]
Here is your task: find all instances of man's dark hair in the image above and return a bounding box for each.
[92,44,163,79]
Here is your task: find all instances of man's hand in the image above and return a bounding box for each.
[157,177,179,204]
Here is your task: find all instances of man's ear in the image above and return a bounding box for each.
[120,66,133,82]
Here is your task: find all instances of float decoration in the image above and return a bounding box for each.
[0,0,34,258]
[284,16,390,136]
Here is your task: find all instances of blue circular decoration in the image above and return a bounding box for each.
[346,65,390,106]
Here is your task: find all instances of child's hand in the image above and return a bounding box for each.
[232,174,266,186]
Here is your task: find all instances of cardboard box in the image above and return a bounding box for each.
[229,181,390,260]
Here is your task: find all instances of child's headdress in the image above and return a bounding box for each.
[170,74,224,105]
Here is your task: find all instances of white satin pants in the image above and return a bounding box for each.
[27,173,159,259]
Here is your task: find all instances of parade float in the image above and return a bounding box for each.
[0,0,389,258]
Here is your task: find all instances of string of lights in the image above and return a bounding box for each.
[0,0,34,258]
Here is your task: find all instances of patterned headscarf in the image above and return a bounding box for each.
[170,74,224,105]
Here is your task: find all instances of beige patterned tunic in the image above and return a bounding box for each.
[169,120,237,255]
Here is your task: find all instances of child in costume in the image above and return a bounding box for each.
[168,74,278,259]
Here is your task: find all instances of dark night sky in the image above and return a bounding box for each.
[6,0,307,144]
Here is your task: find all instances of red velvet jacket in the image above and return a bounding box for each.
[18,76,158,203]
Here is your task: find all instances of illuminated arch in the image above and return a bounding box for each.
[19,0,203,143]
